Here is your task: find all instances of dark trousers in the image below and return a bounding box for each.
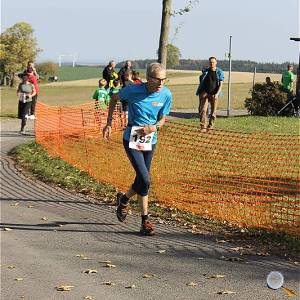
[123,139,156,196]
[30,94,38,115]
[18,102,31,130]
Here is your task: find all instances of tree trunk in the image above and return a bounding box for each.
[158,0,172,67]
[9,72,15,87]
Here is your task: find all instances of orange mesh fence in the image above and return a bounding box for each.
[35,102,300,235]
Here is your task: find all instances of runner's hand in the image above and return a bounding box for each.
[135,125,156,136]
[103,125,112,140]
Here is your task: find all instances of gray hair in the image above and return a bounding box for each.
[109,60,115,66]
[146,63,166,77]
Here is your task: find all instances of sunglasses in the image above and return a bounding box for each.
[149,76,167,83]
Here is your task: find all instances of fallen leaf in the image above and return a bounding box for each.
[282,287,297,297]
[142,273,155,278]
[216,290,236,294]
[216,239,229,243]
[27,205,34,208]
[99,260,112,264]
[156,250,166,254]
[83,269,98,274]
[15,278,24,281]
[186,282,197,286]
[102,281,115,286]
[82,257,92,260]
[105,263,116,268]
[84,296,93,300]
[8,265,16,269]
[125,284,136,289]
[56,285,74,291]
[256,252,270,256]
[221,256,244,262]
[41,216,48,221]
[10,203,19,206]
[197,257,204,260]
[207,274,225,279]
[4,228,13,231]
[230,247,244,252]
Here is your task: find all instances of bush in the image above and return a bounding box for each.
[245,82,292,116]
[36,61,58,77]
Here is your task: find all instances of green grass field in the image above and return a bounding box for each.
[1,82,251,115]
[56,66,104,81]
[55,66,196,82]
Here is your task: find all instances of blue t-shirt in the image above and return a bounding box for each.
[118,83,172,144]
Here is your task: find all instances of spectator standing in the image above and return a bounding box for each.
[281,64,295,93]
[109,79,121,97]
[118,60,133,87]
[103,63,172,236]
[132,71,142,84]
[102,60,118,89]
[196,57,224,132]
[92,79,110,110]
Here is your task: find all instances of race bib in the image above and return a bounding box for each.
[19,93,27,103]
[129,126,155,151]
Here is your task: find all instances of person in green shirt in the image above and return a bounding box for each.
[281,64,295,93]
[92,79,110,110]
[109,79,121,97]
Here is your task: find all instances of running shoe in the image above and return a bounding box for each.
[116,192,129,222]
[140,221,155,236]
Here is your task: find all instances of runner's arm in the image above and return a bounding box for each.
[102,93,120,140]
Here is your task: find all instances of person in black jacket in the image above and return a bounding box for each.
[102,60,117,89]
[118,60,133,87]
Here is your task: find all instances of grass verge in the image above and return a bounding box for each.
[10,141,300,260]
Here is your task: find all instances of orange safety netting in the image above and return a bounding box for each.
[35,102,300,236]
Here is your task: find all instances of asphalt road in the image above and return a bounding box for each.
[0,117,299,300]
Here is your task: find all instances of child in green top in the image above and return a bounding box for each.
[109,79,121,97]
[92,79,110,109]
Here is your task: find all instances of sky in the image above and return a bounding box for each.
[1,0,300,64]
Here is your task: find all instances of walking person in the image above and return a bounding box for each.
[196,57,224,132]
[103,63,172,236]
[17,74,36,134]
[26,63,39,119]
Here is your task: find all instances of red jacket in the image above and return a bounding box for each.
[27,73,39,95]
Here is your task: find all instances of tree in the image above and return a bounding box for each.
[158,0,199,67]
[166,43,181,68]
[158,0,172,67]
[36,61,58,78]
[0,22,41,86]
